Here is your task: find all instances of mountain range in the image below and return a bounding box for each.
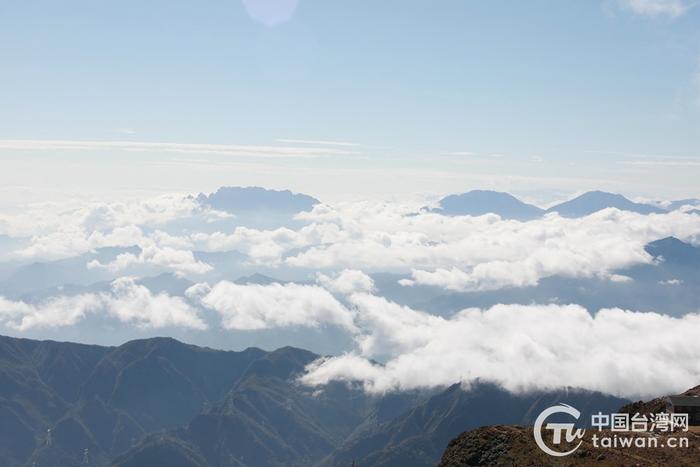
[0,334,628,467]
[433,189,694,220]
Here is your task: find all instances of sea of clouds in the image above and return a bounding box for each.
[1,192,700,398]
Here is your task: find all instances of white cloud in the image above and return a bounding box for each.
[105,277,207,329]
[0,193,223,275]
[609,273,633,283]
[191,281,357,331]
[188,202,700,292]
[88,244,212,275]
[0,277,206,330]
[300,295,700,399]
[15,194,698,292]
[20,225,146,260]
[618,0,691,17]
[4,192,700,298]
[317,269,375,295]
[0,294,102,331]
[1,193,225,261]
[1,194,202,238]
[289,205,700,291]
[191,222,345,264]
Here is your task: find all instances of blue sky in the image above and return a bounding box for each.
[0,0,699,202]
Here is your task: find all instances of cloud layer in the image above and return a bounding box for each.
[2,191,700,399]
[4,193,700,291]
[300,294,700,399]
[189,280,356,331]
[248,204,700,292]
[2,267,700,399]
[0,277,206,331]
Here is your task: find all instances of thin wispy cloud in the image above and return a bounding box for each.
[0,139,358,158]
[617,0,692,17]
[242,0,300,26]
[277,139,361,147]
[621,160,700,167]
[585,149,687,159]
[444,152,505,159]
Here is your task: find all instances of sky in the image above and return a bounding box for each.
[1,0,699,203]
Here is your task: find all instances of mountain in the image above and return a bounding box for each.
[196,187,319,214]
[318,382,627,467]
[234,272,286,285]
[666,198,700,211]
[546,191,666,217]
[619,384,700,418]
[0,246,139,298]
[113,347,376,467]
[0,334,633,467]
[0,336,110,467]
[438,424,700,466]
[438,386,700,466]
[645,236,700,268]
[0,334,267,467]
[432,190,544,220]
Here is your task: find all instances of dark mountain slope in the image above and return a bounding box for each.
[79,337,266,430]
[0,334,634,467]
[112,435,212,467]
[114,347,375,467]
[320,382,628,467]
[0,334,270,467]
[0,336,110,467]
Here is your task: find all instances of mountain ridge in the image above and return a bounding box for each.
[432,189,685,220]
[0,333,633,467]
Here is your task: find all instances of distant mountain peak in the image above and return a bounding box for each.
[546,191,666,217]
[645,236,700,266]
[234,272,282,285]
[196,186,320,214]
[433,190,544,220]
